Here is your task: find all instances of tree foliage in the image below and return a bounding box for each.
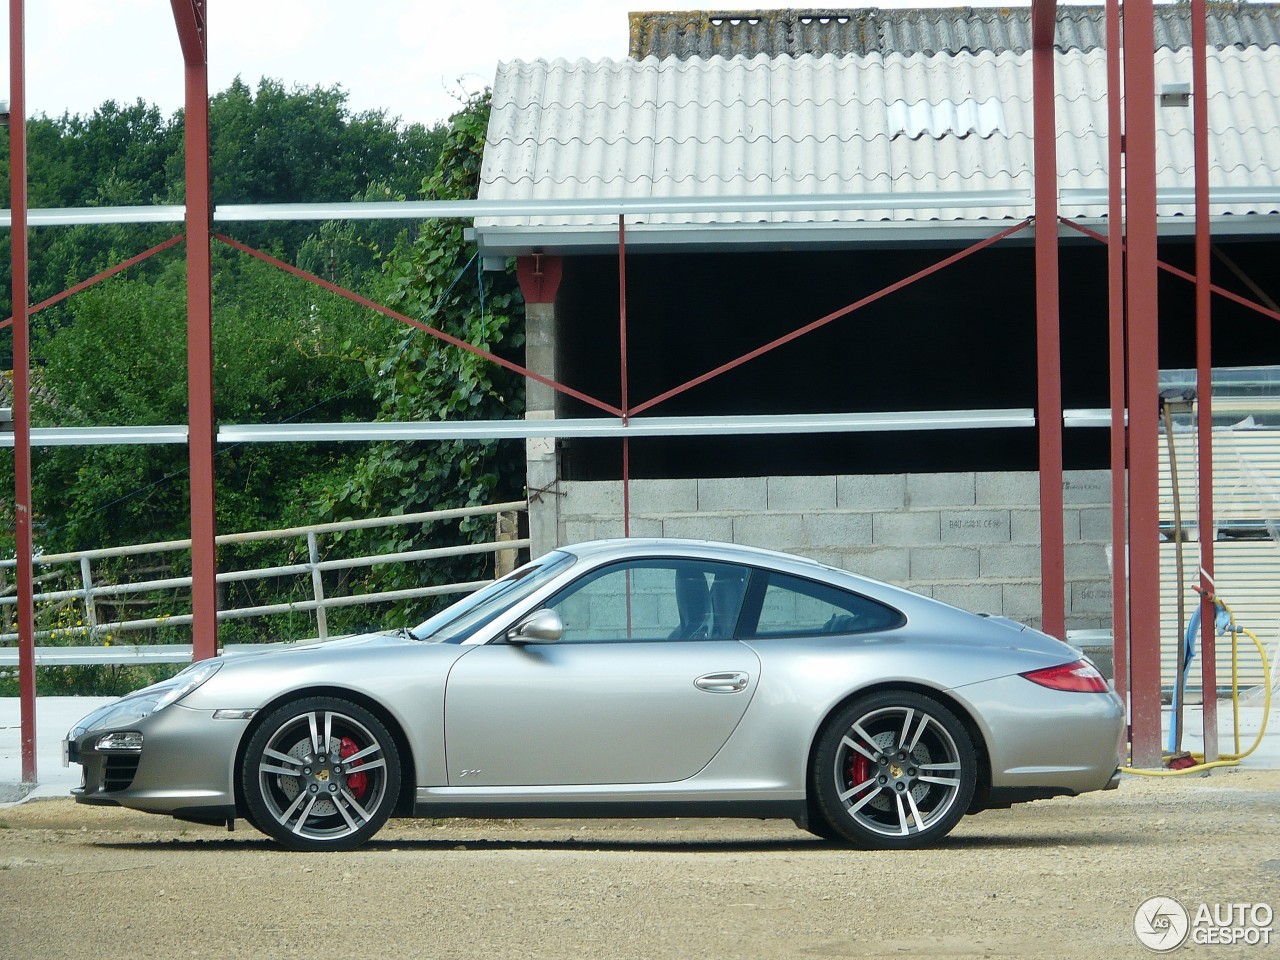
[321,93,527,621]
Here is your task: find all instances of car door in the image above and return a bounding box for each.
[442,558,759,787]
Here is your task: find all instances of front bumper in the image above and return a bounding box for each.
[66,702,252,821]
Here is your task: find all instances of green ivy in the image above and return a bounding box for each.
[318,92,526,626]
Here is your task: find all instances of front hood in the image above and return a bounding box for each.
[221,629,416,662]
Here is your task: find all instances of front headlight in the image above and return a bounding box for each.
[151,658,223,713]
[68,658,225,738]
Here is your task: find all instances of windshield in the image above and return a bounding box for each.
[410,550,575,643]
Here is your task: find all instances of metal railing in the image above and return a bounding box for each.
[0,502,527,665]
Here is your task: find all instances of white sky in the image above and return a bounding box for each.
[0,0,669,128]
[0,1,1026,129]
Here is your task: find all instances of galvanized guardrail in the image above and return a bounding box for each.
[0,502,527,665]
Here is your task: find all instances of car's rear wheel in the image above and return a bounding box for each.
[811,690,976,849]
[242,696,400,851]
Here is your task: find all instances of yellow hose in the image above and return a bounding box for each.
[1120,596,1272,776]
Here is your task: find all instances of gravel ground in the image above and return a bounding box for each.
[1,769,1277,960]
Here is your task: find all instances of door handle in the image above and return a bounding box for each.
[694,671,749,693]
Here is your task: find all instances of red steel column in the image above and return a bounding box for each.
[1123,0,1164,768]
[1032,2,1066,640]
[172,0,217,660]
[1105,0,1129,705]
[9,0,37,783]
[1191,0,1218,760]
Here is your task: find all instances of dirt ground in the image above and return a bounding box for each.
[1,769,1277,960]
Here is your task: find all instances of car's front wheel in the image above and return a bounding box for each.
[242,696,401,851]
[810,690,976,849]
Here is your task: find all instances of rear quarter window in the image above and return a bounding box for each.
[744,571,905,638]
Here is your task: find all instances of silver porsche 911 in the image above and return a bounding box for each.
[65,539,1124,851]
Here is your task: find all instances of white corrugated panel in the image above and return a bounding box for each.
[478,46,1280,240]
[1157,423,1280,691]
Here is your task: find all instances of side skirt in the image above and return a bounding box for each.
[408,799,806,821]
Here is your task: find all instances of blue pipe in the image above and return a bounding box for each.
[1169,603,1202,755]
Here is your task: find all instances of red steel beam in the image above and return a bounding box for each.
[9,0,37,784]
[619,215,631,536]
[1031,0,1058,51]
[214,234,623,417]
[1122,0,1164,769]
[0,234,186,330]
[1191,0,1218,760]
[1104,0,1129,706]
[631,220,1032,416]
[1033,27,1066,640]
[1071,223,1270,303]
[171,0,217,661]
[1060,220,1280,322]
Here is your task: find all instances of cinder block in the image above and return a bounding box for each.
[940,510,1011,544]
[1001,582,1044,622]
[1079,507,1113,542]
[931,582,1003,615]
[561,481,623,520]
[837,474,906,510]
[698,476,767,513]
[1010,509,1043,543]
[1070,580,1114,615]
[979,544,1042,578]
[844,546,911,582]
[909,545,980,581]
[733,512,806,549]
[662,515,735,542]
[629,479,699,514]
[768,475,837,511]
[562,519,600,544]
[873,511,941,546]
[975,472,1041,507]
[581,519,660,542]
[1063,509,1082,543]
[801,512,873,547]
[907,472,976,508]
[1063,470,1112,505]
[1065,542,1111,579]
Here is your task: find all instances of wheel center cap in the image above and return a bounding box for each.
[316,769,330,783]
[890,763,904,778]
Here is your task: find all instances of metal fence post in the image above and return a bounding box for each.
[79,556,98,637]
[308,531,328,640]
[495,510,519,577]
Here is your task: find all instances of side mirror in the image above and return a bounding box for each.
[507,608,563,644]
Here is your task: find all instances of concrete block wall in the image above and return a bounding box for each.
[548,470,1115,633]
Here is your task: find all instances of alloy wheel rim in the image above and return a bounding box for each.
[833,705,963,838]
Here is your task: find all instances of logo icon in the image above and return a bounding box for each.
[1135,896,1190,952]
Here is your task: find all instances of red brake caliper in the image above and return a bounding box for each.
[851,752,870,789]
[339,736,368,800]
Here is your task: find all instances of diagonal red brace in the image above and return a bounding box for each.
[1060,218,1280,323]
[631,219,1033,416]
[213,233,623,418]
[0,233,186,330]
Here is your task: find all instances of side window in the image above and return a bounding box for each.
[544,559,750,643]
[745,571,904,638]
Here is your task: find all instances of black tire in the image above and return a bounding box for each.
[242,696,401,851]
[810,690,976,849]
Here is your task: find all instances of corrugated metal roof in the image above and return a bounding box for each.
[476,47,1280,251]
[627,5,1280,59]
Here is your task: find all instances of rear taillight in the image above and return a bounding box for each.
[1020,659,1109,693]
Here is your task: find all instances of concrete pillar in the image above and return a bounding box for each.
[518,257,565,558]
